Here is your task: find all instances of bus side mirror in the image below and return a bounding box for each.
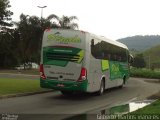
[129,54,133,63]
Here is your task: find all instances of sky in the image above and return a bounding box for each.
[9,0,160,40]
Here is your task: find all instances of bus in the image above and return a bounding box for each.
[40,29,133,95]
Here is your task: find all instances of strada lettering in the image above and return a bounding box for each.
[47,34,81,43]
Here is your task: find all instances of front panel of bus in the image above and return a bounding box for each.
[40,29,88,92]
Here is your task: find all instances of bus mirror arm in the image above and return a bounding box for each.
[129,54,134,63]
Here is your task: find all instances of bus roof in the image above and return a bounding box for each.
[44,29,128,50]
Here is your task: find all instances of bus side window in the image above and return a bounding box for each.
[118,56,122,62]
[108,54,111,60]
[114,55,117,61]
[91,38,103,59]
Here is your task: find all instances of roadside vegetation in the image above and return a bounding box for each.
[130,68,160,79]
[0,69,39,75]
[114,100,160,120]
[128,67,160,117]
[131,100,160,114]
[129,43,160,79]
[0,78,46,96]
[0,0,79,70]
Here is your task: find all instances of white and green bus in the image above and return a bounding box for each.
[40,29,132,95]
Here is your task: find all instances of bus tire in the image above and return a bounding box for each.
[61,91,73,96]
[97,80,105,95]
[119,76,126,88]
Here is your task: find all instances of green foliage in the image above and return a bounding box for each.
[47,14,79,29]
[0,0,16,68]
[0,0,13,30]
[0,69,39,75]
[130,68,160,79]
[132,54,146,68]
[0,29,19,68]
[143,44,160,69]
[14,14,43,66]
[0,13,79,69]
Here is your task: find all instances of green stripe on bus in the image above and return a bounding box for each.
[43,47,84,67]
[77,50,84,63]
[101,60,109,72]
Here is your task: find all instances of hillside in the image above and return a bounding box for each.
[143,44,160,69]
[117,35,160,51]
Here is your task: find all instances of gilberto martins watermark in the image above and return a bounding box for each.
[97,114,160,120]
[1,114,18,120]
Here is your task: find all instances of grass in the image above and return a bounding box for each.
[113,100,160,120]
[143,44,160,68]
[130,68,160,79]
[129,68,160,116]
[131,100,160,114]
[0,78,46,96]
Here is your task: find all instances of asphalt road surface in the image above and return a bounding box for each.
[0,77,160,120]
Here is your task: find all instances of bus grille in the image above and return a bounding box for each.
[46,52,80,62]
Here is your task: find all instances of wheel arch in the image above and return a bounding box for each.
[101,75,106,88]
[123,75,126,84]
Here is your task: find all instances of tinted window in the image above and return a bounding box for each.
[91,39,102,59]
[91,39,128,62]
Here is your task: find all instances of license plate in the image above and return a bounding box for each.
[57,84,64,87]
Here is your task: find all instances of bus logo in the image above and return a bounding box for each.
[47,34,81,43]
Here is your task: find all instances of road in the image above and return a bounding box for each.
[0,77,160,119]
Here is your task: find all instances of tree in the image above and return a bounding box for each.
[13,14,79,69]
[47,14,78,29]
[0,0,15,68]
[13,14,43,68]
[0,29,18,68]
[132,54,146,68]
[0,0,13,31]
